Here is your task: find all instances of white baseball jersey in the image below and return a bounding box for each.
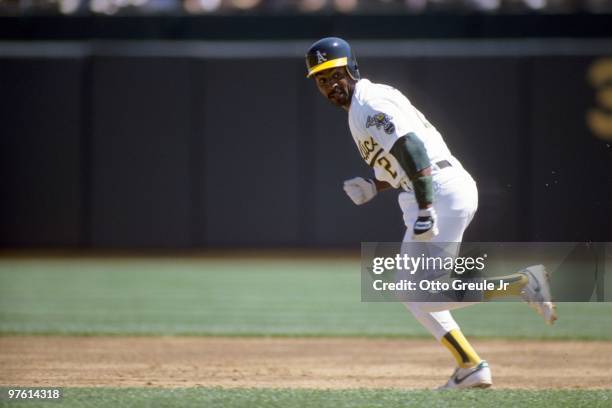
[348,78,461,190]
[347,80,480,346]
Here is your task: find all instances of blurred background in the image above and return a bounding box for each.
[1,4,611,250]
[1,0,612,15]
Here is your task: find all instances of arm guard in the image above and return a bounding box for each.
[411,175,434,208]
[390,133,433,208]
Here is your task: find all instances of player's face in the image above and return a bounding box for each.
[313,67,354,109]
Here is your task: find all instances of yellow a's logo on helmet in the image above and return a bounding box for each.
[316,51,328,64]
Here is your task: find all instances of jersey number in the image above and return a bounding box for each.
[377,157,397,178]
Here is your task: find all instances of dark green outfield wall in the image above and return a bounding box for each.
[1,39,611,247]
[1,14,612,40]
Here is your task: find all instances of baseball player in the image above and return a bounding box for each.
[305,37,557,389]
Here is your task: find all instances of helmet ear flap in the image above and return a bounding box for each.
[347,63,360,80]
[348,49,360,80]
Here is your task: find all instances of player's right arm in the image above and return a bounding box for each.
[342,177,392,206]
[372,179,393,192]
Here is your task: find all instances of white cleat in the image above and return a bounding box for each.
[437,360,492,390]
[519,264,558,325]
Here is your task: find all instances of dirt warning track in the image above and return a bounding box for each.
[1,337,611,389]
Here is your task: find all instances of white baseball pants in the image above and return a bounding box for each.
[399,167,479,340]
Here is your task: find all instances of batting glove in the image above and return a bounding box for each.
[343,177,377,205]
[412,207,439,241]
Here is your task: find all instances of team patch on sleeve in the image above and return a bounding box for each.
[366,112,396,135]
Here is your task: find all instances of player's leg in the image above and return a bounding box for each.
[418,174,554,322]
[400,188,480,313]
[404,211,555,322]
[483,264,557,325]
[403,254,490,387]
[400,175,491,388]
[404,300,491,389]
[416,189,556,323]
[404,304,483,367]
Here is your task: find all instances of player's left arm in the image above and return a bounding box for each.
[389,133,433,210]
[359,101,433,207]
[358,99,438,240]
[389,133,438,241]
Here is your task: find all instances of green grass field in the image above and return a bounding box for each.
[2,388,612,408]
[1,256,611,339]
[1,256,611,407]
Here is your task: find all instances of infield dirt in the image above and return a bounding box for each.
[1,337,611,389]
